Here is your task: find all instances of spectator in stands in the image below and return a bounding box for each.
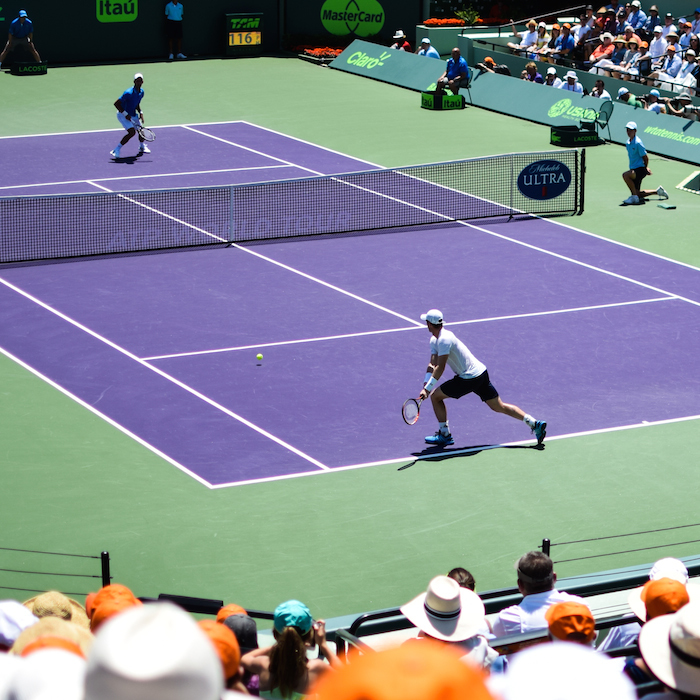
[549,22,576,62]
[642,5,662,40]
[11,615,94,658]
[475,56,512,75]
[507,18,538,54]
[617,6,630,32]
[693,9,700,35]
[590,34,627,74]
[611,36,642,78]
[0,9,41,65]
[6,648,87,700]
[617,85,645,106]
[84,602,223,700]
[523,61,544,83]
[544,65,563,87]
[661,12,677,38]
[665,30,680,53]
[621,120,668,205]
[679,21,694,50]
[242,599,340,699]
[0,600,37,652]
[638,602,700,699]
[492,551,586,637]
[587,32,615,69]
[311,639,496,700]
[198,619,248,693]
[537,23,560,60]
[559,69,584,92]
[448,567,476,590]
[649,25,668,59]
[645,88,667,112]
[490,641,637,700]
[436,47,470,95]
[416,37,440,59]
[572,13,593,59]
[88,583,142,632]
[591,77,612,97]
[648,44,682,87]
[390,30,411,51]
[690,34,700,58]
[623,24,643,47]
[532,22,550,57]
[400,576,497,670]
[670,49,699,92]
[23,591,90,629]
[545,601,597,645]
[220,613,260,694]
[627,0,647,32]
[598,8,619,38]
[666,89,700,118]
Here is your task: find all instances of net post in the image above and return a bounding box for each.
[100,551,111,588]
[578,148,586,215]
[541,538,551,557]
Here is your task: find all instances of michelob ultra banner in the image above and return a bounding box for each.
[330,39,444,91]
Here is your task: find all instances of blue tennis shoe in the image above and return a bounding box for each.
[533,420,547,445]
[425,431,454,447]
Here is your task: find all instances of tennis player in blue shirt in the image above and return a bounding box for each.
[110,73,149,159]
[0,10,41,63]
[437,48,470,95]
[621,121,667,205]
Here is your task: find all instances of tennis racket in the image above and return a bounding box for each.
[137,125,156,142]
[402,397,424,426]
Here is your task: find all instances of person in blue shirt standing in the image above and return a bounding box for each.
[110,73,149,159]
[437,47,470,95]
[621,121,668,205]
[0,10,41,64]
[165,0,186,60]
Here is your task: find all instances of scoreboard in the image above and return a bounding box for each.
[225,13,264,56]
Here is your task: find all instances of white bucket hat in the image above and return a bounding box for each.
[639,601,700,694]
[84,602,223,700]
[400,576,486,642]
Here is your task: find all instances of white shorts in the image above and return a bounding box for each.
[116,112,137,131]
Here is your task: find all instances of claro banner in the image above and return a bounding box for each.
[330,40,444,91]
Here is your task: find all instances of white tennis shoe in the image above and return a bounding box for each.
[110,146,121,158]
[623,194,640,205]
[657,186,668,200]
[138,144,150,154]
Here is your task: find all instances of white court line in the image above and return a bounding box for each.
[143,296,676,362]
[0,165,294,192]
[0,275,330,474]
[0,345,215,489]
[208,414,700,488]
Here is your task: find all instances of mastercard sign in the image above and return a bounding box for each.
[517,160,572,200]
[321,0,385,36]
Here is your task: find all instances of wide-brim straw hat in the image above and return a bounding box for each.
[639,601,700,694]
[11,616,94,657]
[400,576,486,642]
[23,591,90,630]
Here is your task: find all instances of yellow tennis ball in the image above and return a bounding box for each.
[256,353,263,361]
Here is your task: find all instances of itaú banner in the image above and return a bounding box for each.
[330,40,445,91]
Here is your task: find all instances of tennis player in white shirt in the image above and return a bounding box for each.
[418,309,546,447]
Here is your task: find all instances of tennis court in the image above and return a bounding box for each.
[2,59,700,616]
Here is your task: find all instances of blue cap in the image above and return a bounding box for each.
[18,10,27,16]
[273,600,313,634]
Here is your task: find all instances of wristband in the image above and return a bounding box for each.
[424,377,437,393]
[424,372,433,385]
[122,111,130,118]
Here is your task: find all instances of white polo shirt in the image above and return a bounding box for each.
[430,329,486,379]
[492,589,587,637]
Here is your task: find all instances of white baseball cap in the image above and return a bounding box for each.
[618,86,630,96]
[134,72,143,80]
[421,37,430,43]
[626,121,637,130]
[420,309,443,325]
[547,66,557,74]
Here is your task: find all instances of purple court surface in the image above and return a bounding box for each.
[1,122,699,488]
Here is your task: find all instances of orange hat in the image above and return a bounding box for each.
[483,56,495,64]
[642,578,690,620]
[552,22,560,28]
[20,635,86,659]
[562,22,572,28]
[311,639,494,700]
[198,619,241,680]
[216,603,247,623]
[90,584,142,632]
[545,601,596,643]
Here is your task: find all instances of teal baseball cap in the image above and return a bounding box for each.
[273,600,313,635]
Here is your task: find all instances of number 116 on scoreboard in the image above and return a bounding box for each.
[229,31,261,46]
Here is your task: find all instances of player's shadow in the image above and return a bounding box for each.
[110,155,140,165]
[398,442,544,471]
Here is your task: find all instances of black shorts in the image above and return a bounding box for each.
[440,370,499,402]
[165,19,183,39]
[632,166,647,186]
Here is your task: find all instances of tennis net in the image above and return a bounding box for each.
[0,149,584,264]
